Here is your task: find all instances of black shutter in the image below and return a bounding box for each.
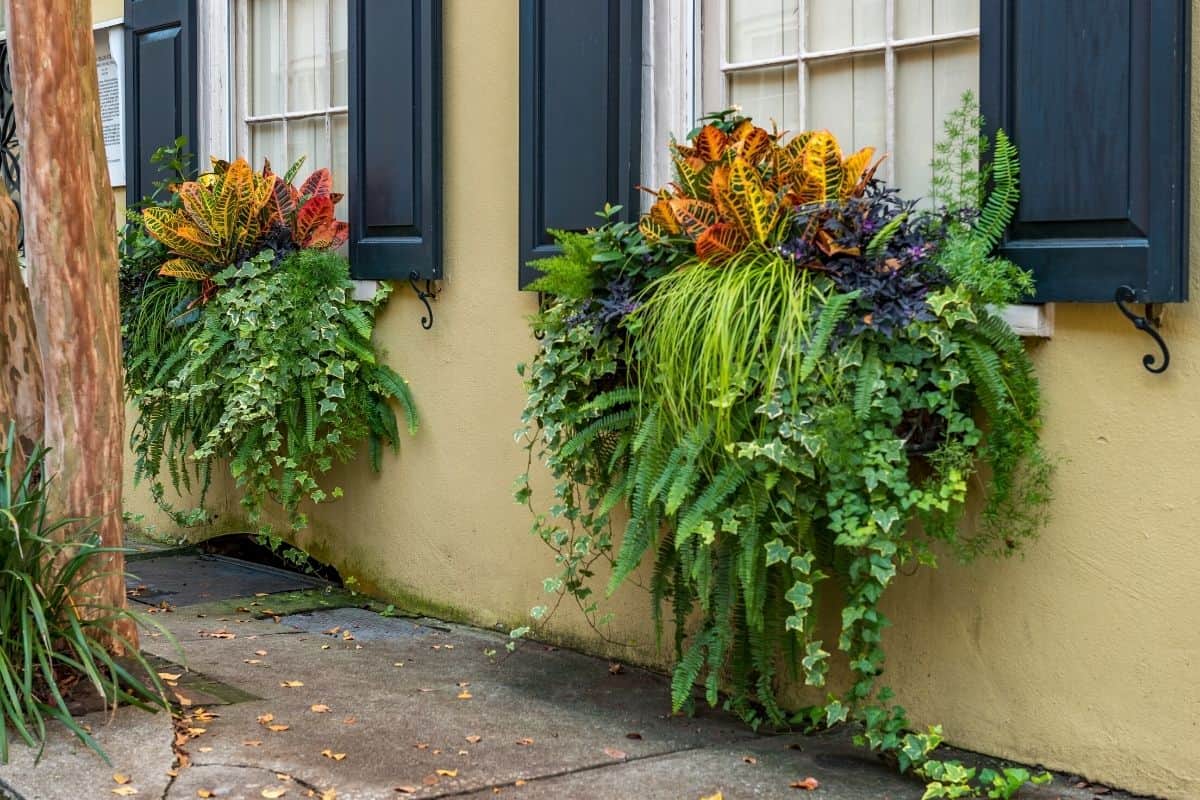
[519,0,642,288]
[981,0,1190,303]
[347,0,442,280]
[124,0,197,201]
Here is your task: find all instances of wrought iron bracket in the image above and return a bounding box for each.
[408,272,439,330]
[1114,285,1169,374]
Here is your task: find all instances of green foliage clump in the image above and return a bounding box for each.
[0,430,169,764]
[126,248,416,539]
[516,94,1052,798]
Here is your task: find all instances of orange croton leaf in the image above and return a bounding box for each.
[694,222,745,262]
[693,124,728,162]
[668,198,719,240]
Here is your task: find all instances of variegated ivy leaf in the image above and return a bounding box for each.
[764,538,794,566]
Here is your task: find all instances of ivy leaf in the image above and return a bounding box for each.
[764,538,793,566]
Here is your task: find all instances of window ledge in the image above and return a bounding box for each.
[352,279,380,301]
[994,303,1054,338]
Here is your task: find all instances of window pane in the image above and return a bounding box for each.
[895,0,932,40]
[852,0,885,47]
[728,65,799,134]
[808,54,884,152]
[807,0,851,52]
[934,0,977,35]
[287,0,329,111]
[249,121,285,173]
[287,117,326,176]
[250,0,283,115]
[331,2,348,107]
[895,40,978,201]
[896,0,977,39]
[728,0,799,63]
[332,114,348,217]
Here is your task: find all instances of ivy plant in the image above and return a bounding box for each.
[516,93,1052,798]
[121,148,416,551]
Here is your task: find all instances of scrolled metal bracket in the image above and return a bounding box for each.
[408,271,439,330]
[1114,285,1169,374]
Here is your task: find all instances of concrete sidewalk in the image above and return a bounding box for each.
[0,553,1138,800]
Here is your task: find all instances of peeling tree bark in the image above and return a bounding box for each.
[0,187,43,475]
[5,0,133,649]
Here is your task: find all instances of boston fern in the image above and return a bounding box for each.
[517,94,1051,799]
[122,150,416,547]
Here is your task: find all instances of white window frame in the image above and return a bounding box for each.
[643,0,1051,337]
[231,0,347,175]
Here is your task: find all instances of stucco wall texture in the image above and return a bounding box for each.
[116,2,1199,796]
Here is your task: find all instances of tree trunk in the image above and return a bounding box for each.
[0,187,43,475]
[5,0,133,650]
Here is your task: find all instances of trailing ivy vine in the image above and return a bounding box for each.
[516,95,1052,798]
[121,145,416,550]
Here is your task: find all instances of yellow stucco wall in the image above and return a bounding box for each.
[116,2,1200,796]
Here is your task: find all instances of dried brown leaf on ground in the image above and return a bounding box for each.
[465,735,482,744]
[280,680,304,688]
[436,769,458,777]
[311,704,331,713]
[516,737,534,746]
[113,775,131,785]
[111,788,137,797]
[603,748,627,760]
[790,777,820,790]
[261,789,286,799]
[321,749,347,761]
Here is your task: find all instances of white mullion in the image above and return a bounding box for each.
[797,0,807,129]
[245,106,349,124]
[324,0,333,170]
[237,0,250,159]
[281,0,290,162]
[718,0,729,109]
[883,0,896,182]
[724,28,977,72]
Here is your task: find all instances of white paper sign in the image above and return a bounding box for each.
[95,26,125,187]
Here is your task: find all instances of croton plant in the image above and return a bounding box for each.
[516,96,1051,799]
[120,144,414,557]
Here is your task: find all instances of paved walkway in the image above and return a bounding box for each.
[0,552,1137,799]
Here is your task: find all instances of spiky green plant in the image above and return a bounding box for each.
[0,429,169,764]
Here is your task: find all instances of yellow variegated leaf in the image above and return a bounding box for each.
[639,216,671,244]
[673,156,714,202]
[798,131,845,204]
[649,196,682,236]
[177,182,215,237]
[142,207,220,262]
[158,258,212,282]
[840,146,876,198]
[668,198,718,240]
[723,157,782,242]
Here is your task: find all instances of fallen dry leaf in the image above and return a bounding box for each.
[280,680,304,688]
[342,630,355,641]
[414,742,430,750]
[157,672,183,682]
[198,791,215,798]
[261,789,286,799]
[608,662,624,675]
[603,748,627,760]
[323,626,341,635]
[626,732,643,740]
[436,769,458,777]
[257,713,275,725]
[514,781,526,787]
[173,692,193,708]
[244,659,263,665]
[199,629,236,639]
[113,774,131,785]
[321,749,347,761]
[311,704,331,713]
[422,775,439,787]
[465,735,482,744]
[515,737,534,746]
[266,724,290,733]
[255,650,268,656]
[700,794,723,800]
[112,789,138,797]
[342,716,357,725]
[742,755,758,765]
[457,690,473,700]
[394,787,418,795]
[790,777,820,791]
[244,740,263,747]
